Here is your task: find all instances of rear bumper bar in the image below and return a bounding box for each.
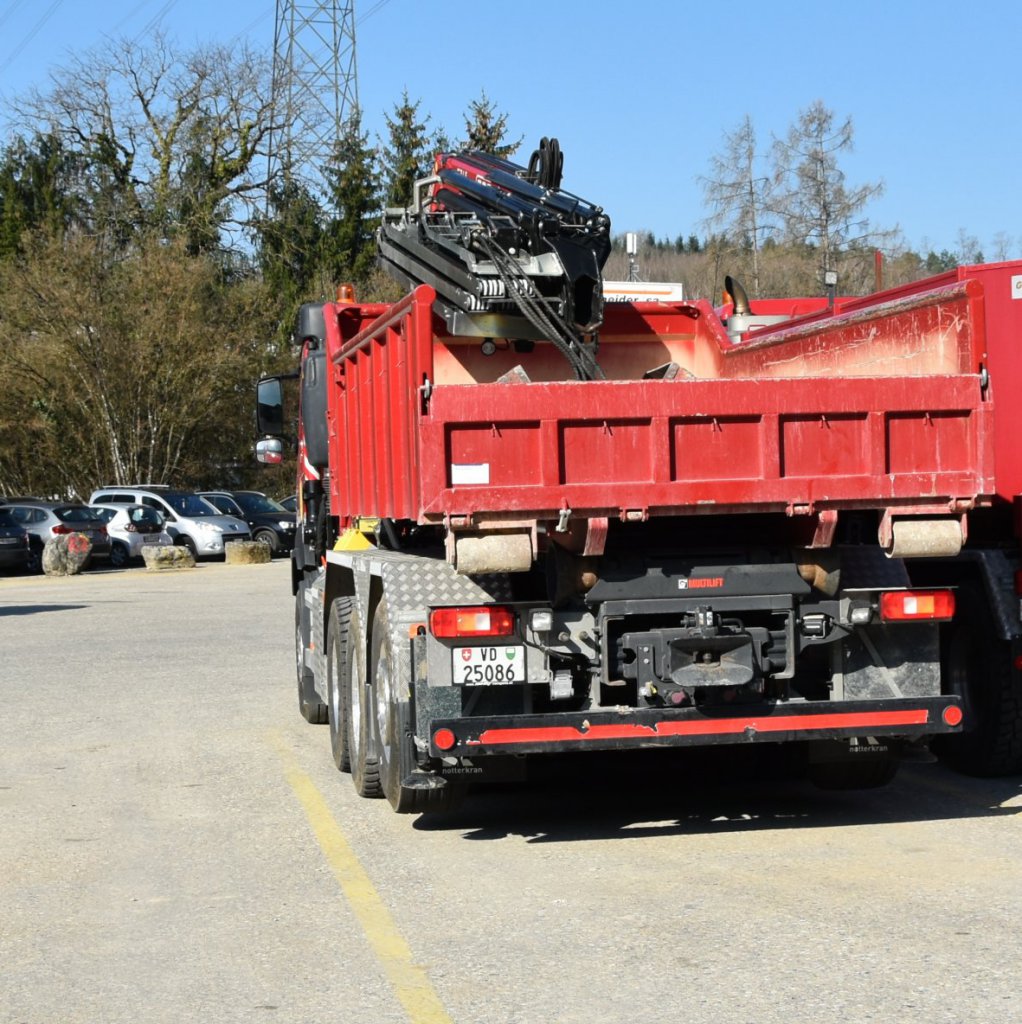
[428,696,962,757]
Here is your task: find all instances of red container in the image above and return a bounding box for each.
[320,263,1019,534]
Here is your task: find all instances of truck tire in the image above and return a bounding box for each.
[371,600,460,813]
[936,582,1022,776]
[346,600,382,798]
[327,598,352,772]
[296,593,328,724]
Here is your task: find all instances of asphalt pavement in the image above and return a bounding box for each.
[2,561,1022,1024]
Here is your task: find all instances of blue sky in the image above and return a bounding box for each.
[0,0,1019,258]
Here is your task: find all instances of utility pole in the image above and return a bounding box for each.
[626,232,641,282]
[268,1,358,200]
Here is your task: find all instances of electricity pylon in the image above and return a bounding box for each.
[268,1,358,199]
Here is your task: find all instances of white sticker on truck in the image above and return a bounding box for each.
[1012,275,1022,299]
[450,463,490,485]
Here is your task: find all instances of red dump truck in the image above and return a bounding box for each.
[257,142,1022,812]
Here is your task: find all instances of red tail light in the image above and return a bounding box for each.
[429,606,515,638]
[125,522,138,532]
[51,525,72,535]
[879,590,955,622]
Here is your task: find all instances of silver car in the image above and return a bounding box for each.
[88,486,250,558]
[4,500,113,572]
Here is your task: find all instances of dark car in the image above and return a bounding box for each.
[0,508,31,572]
[5,500,112,572]
[198,490,296,556]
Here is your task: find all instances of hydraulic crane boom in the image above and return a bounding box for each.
[377,138,612,380]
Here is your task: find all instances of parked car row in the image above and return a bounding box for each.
[1,500,112,573]
[0,485,296,574]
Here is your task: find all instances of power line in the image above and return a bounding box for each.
[133,0,178,44]
[0,0,64,76]
[234,9,273,40]
[357,0,391,24]
[0,0,29,33]
[112,0,158,35]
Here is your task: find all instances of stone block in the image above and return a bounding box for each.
[42,533,92,576]
[143,545,196,570]
[225,540,272,565]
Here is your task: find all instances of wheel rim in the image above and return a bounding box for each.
[329,636,341,725]
[349,641,364,761]
[375,633,393,770]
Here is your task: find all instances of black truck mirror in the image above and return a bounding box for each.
[256,377,285,437]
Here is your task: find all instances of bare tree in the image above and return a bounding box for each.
[0,233,278,497]
[991,232,1017,262]
[954,228,983,265]
[699,115,775,295]
[772,100,888,282]
[11,33,282,252]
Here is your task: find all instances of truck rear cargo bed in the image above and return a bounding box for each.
[324,279,993,532]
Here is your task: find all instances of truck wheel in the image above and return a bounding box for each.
[346,600,382,798]
[371,600,460,813]
[936,582,1022,776]
[327,598,353,772]
[296,593,328,724]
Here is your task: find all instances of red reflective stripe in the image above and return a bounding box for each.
[469,709,931,747]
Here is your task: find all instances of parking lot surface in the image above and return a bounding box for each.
[3,562,1022,1024]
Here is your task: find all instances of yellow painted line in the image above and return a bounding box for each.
[274,737,453,1024]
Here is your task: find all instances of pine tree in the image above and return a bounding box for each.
[460,91,521,157]
[322,108,382,285]
[0,133,80,260]
[380,90,432,210]
[251,178,325,333]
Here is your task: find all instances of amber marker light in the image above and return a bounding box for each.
[429,606,515,638]
[879,590,955,622]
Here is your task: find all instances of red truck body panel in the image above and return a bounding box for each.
[320,264,1022,531]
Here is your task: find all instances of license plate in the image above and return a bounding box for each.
[143,534,162,543]
[453,645,525,685]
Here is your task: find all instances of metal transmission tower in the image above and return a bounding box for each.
[269,1,359,199]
